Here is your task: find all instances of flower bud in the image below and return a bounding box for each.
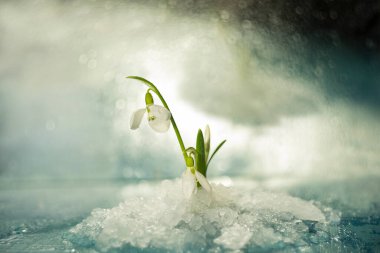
[186,156,194,167]
[145,91,154,105]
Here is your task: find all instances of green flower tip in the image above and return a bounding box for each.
[145,92,154,105]
[186,156,194,167]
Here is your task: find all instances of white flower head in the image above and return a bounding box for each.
[147,105,171,132]
[182,166,212,199]
[130,105,171,133]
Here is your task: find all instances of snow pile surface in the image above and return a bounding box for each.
[69,179,339,252]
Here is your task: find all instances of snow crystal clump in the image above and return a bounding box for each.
[69,179,338,252]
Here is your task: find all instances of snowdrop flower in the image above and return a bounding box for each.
[182,157,212,198]
[128,76,226,200]
[130,92,171,133]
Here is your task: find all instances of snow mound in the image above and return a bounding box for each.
[69,179,339,252]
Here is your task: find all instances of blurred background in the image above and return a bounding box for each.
[1,0,380,251]
[1,0,379,182]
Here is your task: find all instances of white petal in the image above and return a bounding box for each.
[130,108,146,130]
[204,125,210,160]
[195,171,212,192]
[148,105,171,120]
[182,169,196,198]
[147,105,171,132]
[148,118,170,132]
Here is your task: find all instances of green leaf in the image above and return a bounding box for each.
[206,140,226,168]
[126,76,157,91]
[196,129,207,177]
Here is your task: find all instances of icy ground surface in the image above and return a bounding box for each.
[68,179,341,252]
[1,177,379,252]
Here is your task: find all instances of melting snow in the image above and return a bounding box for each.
[69,179,339,252]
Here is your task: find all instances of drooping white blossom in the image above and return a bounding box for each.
[130,104,171,133]
[182,167,212,198]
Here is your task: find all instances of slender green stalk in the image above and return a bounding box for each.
[127,76,188,163]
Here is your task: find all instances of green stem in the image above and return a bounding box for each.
[152,89,188,162]
[127,76,188,164]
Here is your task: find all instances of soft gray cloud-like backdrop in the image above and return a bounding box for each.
[0,0,379,183]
